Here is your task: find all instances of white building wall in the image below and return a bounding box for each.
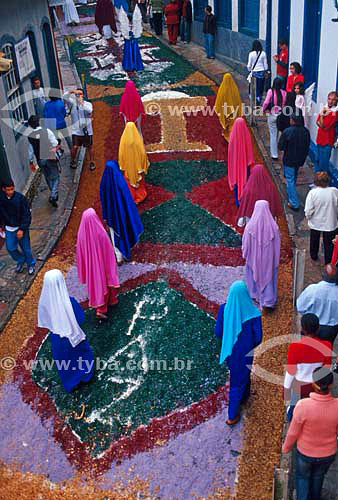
[288,0,304,64]
[270,0,279,80]
[259,0,268,41]
[232,0,239,32]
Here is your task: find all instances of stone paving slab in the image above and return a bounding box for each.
[0,31,84,333]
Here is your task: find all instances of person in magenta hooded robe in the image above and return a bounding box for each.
[227,117,255,208]
[119,80,145,137]
[242,200,281,310]
[76,208,120,320]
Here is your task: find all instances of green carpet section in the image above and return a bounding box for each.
[77,5,95,17]
[32,282,225,457]
[140,198,241,246]
[70,34,196,88]
[147,161,227,194]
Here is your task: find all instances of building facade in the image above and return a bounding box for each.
[192,0,338,174]
[0,0,61,191]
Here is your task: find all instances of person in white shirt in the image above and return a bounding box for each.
[304,171,338,264]
[63,88,95,171]
[297,264,338,344]
[247,40,268,106]
[63,0,80,26]
[27,115,60,208]
[31,76,47,119]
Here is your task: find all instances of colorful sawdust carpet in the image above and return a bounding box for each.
[0,28,290,499]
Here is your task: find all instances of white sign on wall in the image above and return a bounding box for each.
[14,37,35,81]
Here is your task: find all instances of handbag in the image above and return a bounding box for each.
[247,51,262,83]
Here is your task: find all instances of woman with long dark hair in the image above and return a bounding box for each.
[262,77,287,160]
[286,61,304,94]
[247,40,268,105]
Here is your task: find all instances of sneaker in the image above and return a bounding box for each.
[89,162,96,171]
[28,266,35,275]
[70,160,77,169]
[15,263,24,273]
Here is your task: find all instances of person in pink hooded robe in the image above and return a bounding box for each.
[119,80,145,137]
[242,200,281,310]
[76,208,120,320]
[227,117,255,207]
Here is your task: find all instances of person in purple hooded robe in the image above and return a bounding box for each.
[242,200,281,310]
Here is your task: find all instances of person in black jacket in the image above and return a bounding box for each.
[203,5,216,59]
[180,0,192,43]
[278,111,310,211]
[0,180,35,274]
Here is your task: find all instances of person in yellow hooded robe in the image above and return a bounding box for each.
[215,73,242,142]
[118,122,149,204]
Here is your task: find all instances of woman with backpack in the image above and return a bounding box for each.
[262,77,287,160]
[247,40,268,106]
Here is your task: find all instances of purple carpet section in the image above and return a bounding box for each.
[100,406,242,499]
[59,20,97,36]
[65,262,246,306]
[0,382,75,482]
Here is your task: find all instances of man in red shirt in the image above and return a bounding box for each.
[315,91,338,173]
[284,313,332,421]
[273,39,288,89]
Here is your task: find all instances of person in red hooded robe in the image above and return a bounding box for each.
[237,164,283,227]
[164,0,179,45]
[95,0,117,48]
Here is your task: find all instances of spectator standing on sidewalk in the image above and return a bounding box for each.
[273,39,288,89]
[315,91,338,174]
[304,171,338,264]
[0,180,35,275]
[203,6,216,59]
[151,0,164,35]
[297,264,338,345]
[164,0,179,45]
[286,62,304,94]
[283,313,332,421]
[43,89,72,154]
[262,77,287,160]
[63,88,96,171]
[180,0,192,43]
[247,40,268,106]
[31,76,47,119]
[27,115,61,208]
[282,367,338,500]
[278,112,310,211]
[137,0,148,23]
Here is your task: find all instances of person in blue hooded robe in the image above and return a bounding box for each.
[120,6,144,72]
[214,280,262,425]
[100,160,143,263]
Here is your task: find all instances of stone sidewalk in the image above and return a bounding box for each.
[155,28,337,500]
[0,28,84,332]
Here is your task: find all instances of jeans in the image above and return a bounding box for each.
[39,160,60,201]
[267,113,279,158]
[315,145,332,173]
[204,33,215,58]
[5,229,35,267]
[252,70,265,104]
[310,228,337,264]
[284,165,300,208]
[295,450,336,500]
[180,18,191,42]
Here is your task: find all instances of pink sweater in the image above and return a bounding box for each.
[282,393,338,457]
